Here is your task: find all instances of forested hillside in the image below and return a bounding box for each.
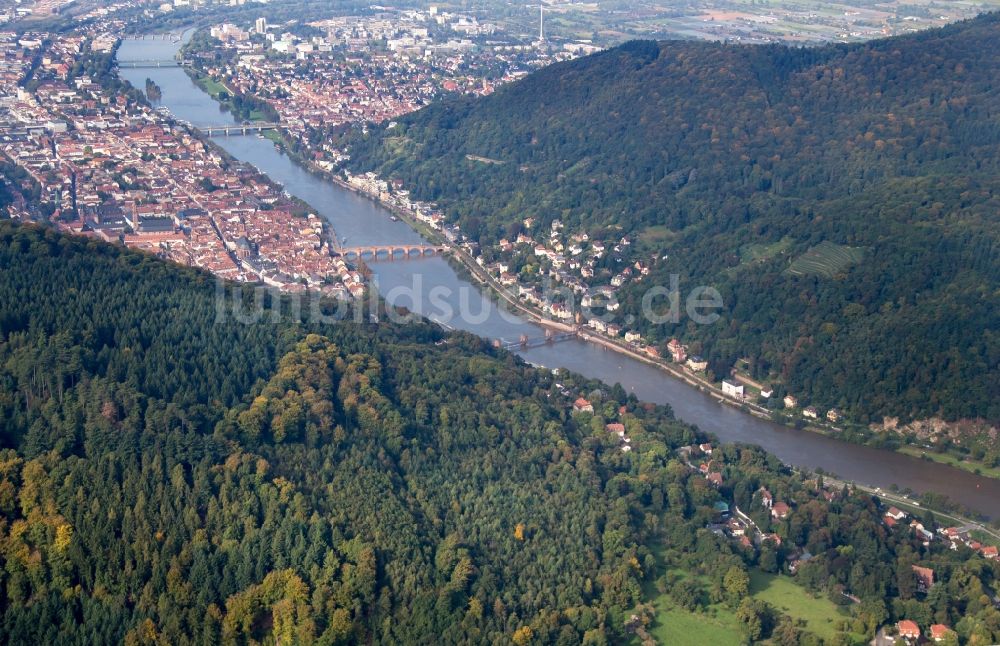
[1,222,999,644]
[0,221,668,644]
[345,15,1000,425]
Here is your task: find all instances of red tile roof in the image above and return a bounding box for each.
[897,620,920,638]
[930,624,951,640]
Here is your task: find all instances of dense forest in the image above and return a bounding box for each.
[1,222,999,644]
[344,15,1000,426]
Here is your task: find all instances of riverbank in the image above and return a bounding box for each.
[823,475,1000,538]
[310,160,1000,488]
[128,39,1000,519]
[184,67,1000,492]
[344,176,1000,487]
[161,58,788,425]
[897,445,1000,480]
[317,171,849,424]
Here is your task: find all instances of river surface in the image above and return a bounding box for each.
[118,36,1000,517]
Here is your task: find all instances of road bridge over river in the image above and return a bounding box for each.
[499,329,578,350]
[338,244,446,261]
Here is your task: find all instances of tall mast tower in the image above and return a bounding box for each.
[538,4,545,42]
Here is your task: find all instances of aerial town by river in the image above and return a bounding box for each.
[0,4,599,298]
[1,27,368,297]
[1,0,998,447]
[0,3,922,431]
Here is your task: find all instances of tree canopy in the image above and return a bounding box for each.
[1,222,998,644]
[345,14,1000,425]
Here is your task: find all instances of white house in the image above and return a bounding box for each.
[722,380,744,398]
[587,318,608,333]
[686,356,708,371]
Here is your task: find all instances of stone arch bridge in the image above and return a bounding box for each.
[338,244,447,261]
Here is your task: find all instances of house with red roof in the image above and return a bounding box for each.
[572,398,594,413]
[912,565,935,593]
[897,620,921,642]
[771,501,791,519]
[929,624,953,642]
[605,423,626,437]
[885,506,907,521]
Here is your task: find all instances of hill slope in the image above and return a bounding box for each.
[4,225,1000,643]
[0,221,723,643]
[346,16,1000,425]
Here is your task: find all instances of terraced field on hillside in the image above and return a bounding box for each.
[787,241,865,278]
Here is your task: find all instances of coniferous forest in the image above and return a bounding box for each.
[1,222,999,644]
[345,14,1000,426]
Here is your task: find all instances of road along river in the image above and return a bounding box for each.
[118,35,1000,518]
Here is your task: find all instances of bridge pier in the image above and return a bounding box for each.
[194,124,283,137]
[338,245,444,262]
[501,330,578,350]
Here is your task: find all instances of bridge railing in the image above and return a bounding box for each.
[338,245,445,260]
[501,331,578,349]
[116,60,182,68]
[195,123,284,135]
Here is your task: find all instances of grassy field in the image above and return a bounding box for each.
[636,550,744,644]
[639,224,676,246]
[642,567,742,643]
[750,571,851,642]
[651,605,742,645]
[643,571,855,644]
[637,541,863,643]
[466,154,506,165]
[740,235,794,264]
[787,241,864,278]
[382,135,415,158]
[195,75,230,99]
[897,445,1000,480]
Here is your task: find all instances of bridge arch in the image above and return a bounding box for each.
[337,244,444,262]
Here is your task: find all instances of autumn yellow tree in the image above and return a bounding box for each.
[513,625,533,645]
